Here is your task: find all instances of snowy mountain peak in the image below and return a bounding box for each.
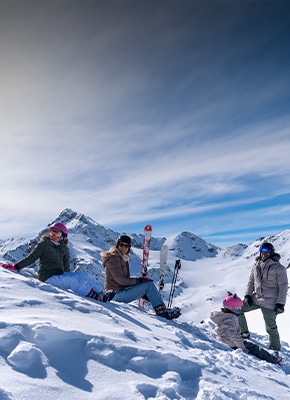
[165,231,219,261]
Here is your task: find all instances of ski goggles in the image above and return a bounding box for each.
[260,248,271,253]
[49,229,62,238]
[118,243,130,248]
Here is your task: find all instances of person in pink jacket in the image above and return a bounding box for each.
[210,292,281,365]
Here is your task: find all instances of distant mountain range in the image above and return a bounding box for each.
[1,208,290,281]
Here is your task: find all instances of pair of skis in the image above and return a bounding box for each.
[140,225,180,306]
[140,225,168,296]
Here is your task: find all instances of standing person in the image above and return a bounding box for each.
[101,235,181,320]
[210,292,281,364]
[238,242,288,354]
[2,222,113,302]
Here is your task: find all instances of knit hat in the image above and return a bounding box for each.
[223,292,243,311]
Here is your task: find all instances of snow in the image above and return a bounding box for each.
[1,210,290,399]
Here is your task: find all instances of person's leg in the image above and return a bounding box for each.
[261,307,281,351]
[114,282,181,319]
[244,341,279,364]
[46,272,103,297]
[114,281,163,307]
[238,304,260,335]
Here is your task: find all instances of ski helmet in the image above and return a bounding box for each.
[259,242,274,256]
[223,294,243,311]
[49,222,68,236]
[116,235,132,246]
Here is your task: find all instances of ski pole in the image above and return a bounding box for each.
[168,259,181,308]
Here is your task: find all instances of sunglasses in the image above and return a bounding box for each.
[49,229,62,238]
[260,248,271,253]
[118,243,130,248]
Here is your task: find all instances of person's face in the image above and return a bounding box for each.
[49,229,62,243]
[118,242,130,255]
[260,250,271,261]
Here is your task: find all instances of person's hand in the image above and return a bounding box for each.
[1,263,16,270]
[137,276,153,284]
[243,295,253,307]
[274,303,284,315]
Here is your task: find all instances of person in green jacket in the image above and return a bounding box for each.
[14,222,70,282]
[2,222,114,302]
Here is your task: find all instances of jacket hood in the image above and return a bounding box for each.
[101,246,131,267]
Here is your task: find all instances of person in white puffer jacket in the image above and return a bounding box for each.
[238,242,288,353]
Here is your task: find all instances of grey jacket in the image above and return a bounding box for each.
[245,255,288,309]
[15,236,70,282]
[210,309,246,350]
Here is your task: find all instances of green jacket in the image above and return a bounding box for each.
[15,236,70,282]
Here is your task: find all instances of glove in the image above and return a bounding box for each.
[243,295,253,307]
[274,303,284,315]
[1,263,16,271]
[137,276,153,284]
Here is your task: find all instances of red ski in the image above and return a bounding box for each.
[139,224,152,308]
[141,224,152,277]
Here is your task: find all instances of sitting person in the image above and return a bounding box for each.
[2,222,114,302]
[101,234,181,320]
[210,292,281,365]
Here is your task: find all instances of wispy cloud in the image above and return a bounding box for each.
[1,1,290,246]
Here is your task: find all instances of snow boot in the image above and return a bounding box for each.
[86,289,116,302]
[154,304,181,320]
[270,350,282,365]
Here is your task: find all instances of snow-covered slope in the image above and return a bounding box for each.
[1,208,290,399]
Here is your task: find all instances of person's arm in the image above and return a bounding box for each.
[63,247,71,272]
[14,241,45,270]
[245,268,255,296]
[225,317,247,351]
[276,265,288,305]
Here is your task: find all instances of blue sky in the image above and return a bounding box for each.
[1,0,290,247]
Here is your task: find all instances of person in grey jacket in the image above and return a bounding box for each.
[238,242,288,352]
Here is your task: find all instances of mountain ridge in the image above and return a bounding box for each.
[1,208,290,281]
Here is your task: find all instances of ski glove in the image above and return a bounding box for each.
[1,263,16,271]
[137,277,153,284]
[243,295,253,307]
[274,303,284,315]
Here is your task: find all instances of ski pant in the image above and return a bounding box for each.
[113,281,164,308]
[45,271,104,297]
[244,341,278,364]
[238,304,281,351]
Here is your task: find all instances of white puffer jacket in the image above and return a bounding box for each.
[210,309,246,350]
[245,255,288,310]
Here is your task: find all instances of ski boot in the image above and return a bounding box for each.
[154,304,181,320]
